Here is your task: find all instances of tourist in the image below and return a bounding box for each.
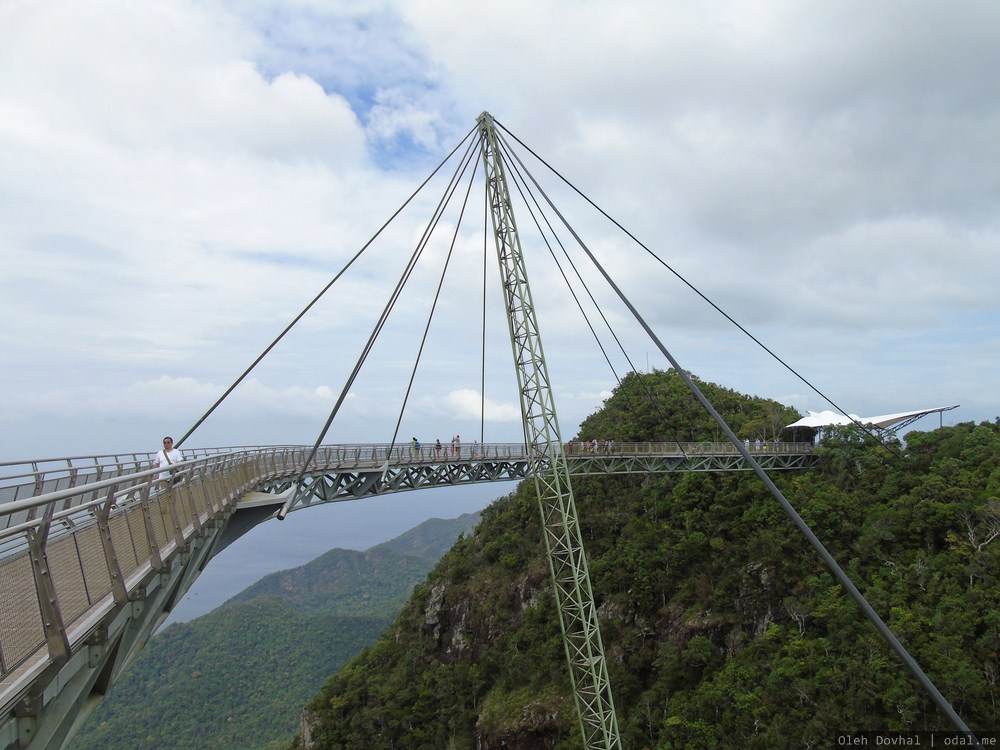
[153,436,182,484]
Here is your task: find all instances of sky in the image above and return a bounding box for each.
[3,2,1000,602]
[4,0,1000,464]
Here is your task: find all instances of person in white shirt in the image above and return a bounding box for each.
[154,436,182,482]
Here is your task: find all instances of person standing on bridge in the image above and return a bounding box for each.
[153,436,182,483]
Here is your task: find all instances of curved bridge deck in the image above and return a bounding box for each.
[244,441,817,511]
[0,441,815,749]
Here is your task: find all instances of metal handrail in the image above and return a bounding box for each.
[0,439,817,697]
[0,440,819,550]
[1,441,816,509]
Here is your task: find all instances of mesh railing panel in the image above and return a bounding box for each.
[46,534,91,625]
[125,507,152,565]
[109,513,140,573]
[77,524,113,604]
[0,554,45,673]
[150,495,173,549]
[175,486,195,530]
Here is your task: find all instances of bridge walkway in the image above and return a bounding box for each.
[0,441,816,750]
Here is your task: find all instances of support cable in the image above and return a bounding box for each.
[174,124,478,450]
[277,136,479,518]
[494,121,897,456]
[388,147,480,450]
[497,135,686,455]
[480,186,489,445]
[499,144,629,389]
[505,139,981,745]
[499,138,643,381]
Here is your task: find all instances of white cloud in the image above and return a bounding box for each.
[2,0,999,463]
[5,374,336,425]
[367,87,447,152]
[441,389,521,422]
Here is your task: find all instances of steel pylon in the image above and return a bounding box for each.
[476,112,621,750]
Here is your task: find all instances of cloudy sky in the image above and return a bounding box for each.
[3,0,999,466]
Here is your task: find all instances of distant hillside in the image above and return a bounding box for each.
[230,513,482,617]
[69,513,481,750]
[293,370,1000,749]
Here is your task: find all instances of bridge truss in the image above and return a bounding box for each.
[255,442,816,509]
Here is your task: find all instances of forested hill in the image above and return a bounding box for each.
[293,370,1000,750]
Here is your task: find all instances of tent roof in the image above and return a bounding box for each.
[786,405,959,431]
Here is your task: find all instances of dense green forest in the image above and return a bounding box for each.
[69,514,480,750]
[294,370,999,749]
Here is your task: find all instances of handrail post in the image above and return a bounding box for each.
[182,478,203,536]
[162,485,185,548]
[26,504,72,667]
[93,484,129,606]
[138,482,165,573]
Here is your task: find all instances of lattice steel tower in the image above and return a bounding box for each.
[477,112,622,750]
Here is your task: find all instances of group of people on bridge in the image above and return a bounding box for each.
[566,438,616,455]
[744,437,784,452]
[411,435,480,459]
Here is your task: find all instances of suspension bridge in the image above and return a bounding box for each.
[0,441,816,750]
[0,112,979,749]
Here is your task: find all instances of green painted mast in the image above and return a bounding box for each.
[476,111,621,750]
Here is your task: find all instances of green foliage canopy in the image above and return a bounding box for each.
[294,372,999,749]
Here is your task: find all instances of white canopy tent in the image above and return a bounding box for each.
[786,405,959,432]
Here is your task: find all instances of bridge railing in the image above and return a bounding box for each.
[0,446,306,507]
[0,443,534,687]
[0,441,816,510]
[0,443,534,508]
[0,451,274,686]
[563,440,813,455]
[0,440,818,703]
